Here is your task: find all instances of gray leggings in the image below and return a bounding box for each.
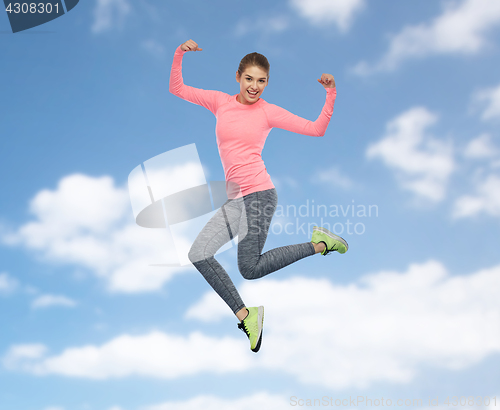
[188,188,315,314]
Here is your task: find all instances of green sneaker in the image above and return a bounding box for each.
[311,226,349,255]
[237,306,264,353]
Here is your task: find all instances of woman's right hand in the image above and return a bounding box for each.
[181,39,203,52]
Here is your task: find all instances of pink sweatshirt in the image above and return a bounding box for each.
[169,45,337,198]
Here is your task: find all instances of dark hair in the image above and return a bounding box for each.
[237,52,270,80]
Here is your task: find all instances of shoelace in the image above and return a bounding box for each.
[323,246,338,256]
[237,321,250,338]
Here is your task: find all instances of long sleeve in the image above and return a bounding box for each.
[264,87,337,136]
[169,45,226,115]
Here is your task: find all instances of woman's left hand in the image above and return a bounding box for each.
[317,73,335,89]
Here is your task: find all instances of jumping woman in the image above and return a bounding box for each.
[169,39,348,353]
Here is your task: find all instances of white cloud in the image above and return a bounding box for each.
[141,392,290,410]
[354,0,500,75]
[92,0,131,34]
[185,291,228,322]
[2,344,47,371]
[7,261,500,390]
[464,134,499,158]
[234,15,290,37]
[1,173,184,293]
[453,173,500,218]
[272,175,299,190]
[312,166,353,189]
[0,272,18,294]
[473,83,500,121]
[189,260,500,389]
[289,0,365,32]
[2,331,254,379]
[31,294,77,309]
[235,0,365,37]
[366,107,454,202]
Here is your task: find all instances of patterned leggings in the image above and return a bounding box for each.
[188,188,315,314]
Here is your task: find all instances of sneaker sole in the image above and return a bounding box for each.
[313,226,349,252]
[252,306,264,353]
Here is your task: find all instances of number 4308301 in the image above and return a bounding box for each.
[443,397,497,407]
[5,3,60,14]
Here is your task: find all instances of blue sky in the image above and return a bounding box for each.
[1,0,500,409]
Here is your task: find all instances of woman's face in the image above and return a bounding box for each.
[235,65,269,105]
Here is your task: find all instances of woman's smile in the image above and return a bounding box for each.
[236,65,268,105]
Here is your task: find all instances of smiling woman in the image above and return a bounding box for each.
[235,52,270,105]
[169,38,345,353]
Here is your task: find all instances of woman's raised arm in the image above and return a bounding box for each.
[265,79,336,137]
[169,39,224,115]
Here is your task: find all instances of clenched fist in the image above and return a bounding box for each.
[317,73,335,89]
[181,39,203,52]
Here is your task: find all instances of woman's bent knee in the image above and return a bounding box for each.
[239,264,257,280]
[188,244,205,264]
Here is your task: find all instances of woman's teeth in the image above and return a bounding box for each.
[247,90,258,97]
